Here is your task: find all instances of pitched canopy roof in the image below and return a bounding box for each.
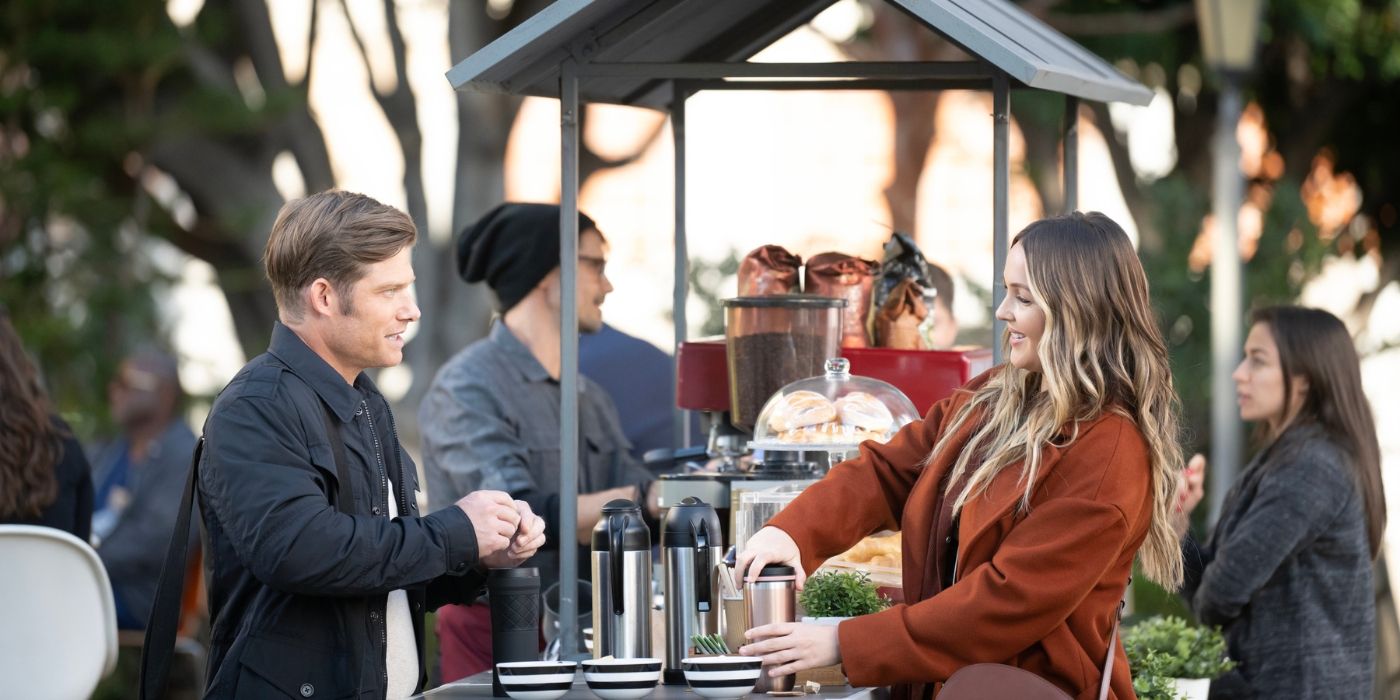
[447,0,1153,108]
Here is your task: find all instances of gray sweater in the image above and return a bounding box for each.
[1181,423,1375,699]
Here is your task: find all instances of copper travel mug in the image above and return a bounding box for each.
[744,564,797,692]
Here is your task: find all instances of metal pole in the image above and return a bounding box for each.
[558,57,582,660]
[1063,96,1079,213]
[672,87,690,449]
[992,73,1010,365]
[1208,75,1245,525]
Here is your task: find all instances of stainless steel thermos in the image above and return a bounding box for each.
[488,567,540,697]
[661,497,725,684]
[745,564,797,692]
[591,499,652,659]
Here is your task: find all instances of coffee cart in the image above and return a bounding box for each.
[446,0,1153,665]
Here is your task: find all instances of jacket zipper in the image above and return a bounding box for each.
[384,403,409,516]
[361,399,391,691]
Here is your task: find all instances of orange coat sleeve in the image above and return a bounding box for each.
[765,385,963,578]
[836,418,1151,686]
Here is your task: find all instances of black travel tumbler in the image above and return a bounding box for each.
[489,567,541,697]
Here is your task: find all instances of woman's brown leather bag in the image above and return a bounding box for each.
[938,609,1121,700]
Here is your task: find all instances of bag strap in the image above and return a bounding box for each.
[139,436,203,700]
[1095,580,1130,700]
[140,401,356,699]
[320,402,354,511]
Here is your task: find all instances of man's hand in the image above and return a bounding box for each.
[643,480,662,519]
[576,485,638,546]
[483,500,547,568]
[456,490,520,559]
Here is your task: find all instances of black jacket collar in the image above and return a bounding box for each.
[266,321,374,423]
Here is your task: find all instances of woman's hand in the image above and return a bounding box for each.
[739,622,840,677]
[1173,453,1207,538]
[735,526,807,590]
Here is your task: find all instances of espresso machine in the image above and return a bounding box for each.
[661,497,725,684]
[590,499,652,659]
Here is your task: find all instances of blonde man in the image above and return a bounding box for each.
[196,191,544,698]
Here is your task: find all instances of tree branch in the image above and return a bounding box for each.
[1041,4,1196,37]
[1088,101,1163,254]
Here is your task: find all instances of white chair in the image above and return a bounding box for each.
[0,524,118,700]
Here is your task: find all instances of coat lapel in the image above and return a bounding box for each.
[956,439,1068,576]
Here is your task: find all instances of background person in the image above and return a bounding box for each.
[1175,306,1384,699]
[89,349,198,630]
[738,212,1183,700]
[0,310,93,541]
[421,202,662,680]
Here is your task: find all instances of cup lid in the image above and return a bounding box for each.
[487,567,539,580]
[745,564,796,581]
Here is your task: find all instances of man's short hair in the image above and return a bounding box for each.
[264,191,416,320]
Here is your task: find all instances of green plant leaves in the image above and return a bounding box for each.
[1123,615,1237,680]
[797,570,891,618]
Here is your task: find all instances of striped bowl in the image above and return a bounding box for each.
[580,657,663,700]
[496,661,578,700]
[680,656,763,699]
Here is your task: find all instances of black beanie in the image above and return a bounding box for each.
[456,203,598,313]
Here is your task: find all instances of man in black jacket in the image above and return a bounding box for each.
[197,190,545,698]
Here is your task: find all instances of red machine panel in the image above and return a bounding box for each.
[677,340,994,416]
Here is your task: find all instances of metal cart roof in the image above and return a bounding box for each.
[448,0,1153,108]
[446,0,1152,662]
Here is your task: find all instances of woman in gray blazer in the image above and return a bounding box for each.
[1176,306,1385,699]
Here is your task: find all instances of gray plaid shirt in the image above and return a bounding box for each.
[419,320,654,586]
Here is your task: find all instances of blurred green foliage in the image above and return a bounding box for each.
[0,0,188,437]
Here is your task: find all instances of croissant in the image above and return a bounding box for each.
[767,390,837,432]
[834,392,895,433]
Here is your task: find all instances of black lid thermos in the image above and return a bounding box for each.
[489,567,541,697]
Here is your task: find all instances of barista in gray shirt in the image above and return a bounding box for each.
[420,203,660,680]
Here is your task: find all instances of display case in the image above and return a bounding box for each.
[748,358,920,454]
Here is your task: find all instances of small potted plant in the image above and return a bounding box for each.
[794,570,890,686]
[1124,615,1236,700]
[798,570,891,623]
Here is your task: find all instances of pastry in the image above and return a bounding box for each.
[834,392,895,433]
[766,390,837,432]
[777,421,883,445]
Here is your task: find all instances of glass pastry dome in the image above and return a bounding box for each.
[749,357,920,452]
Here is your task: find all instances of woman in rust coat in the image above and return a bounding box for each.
[738,212,1184,700]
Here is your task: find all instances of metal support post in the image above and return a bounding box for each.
[558,57,582,660]
[1063,96,1079,213]
[1208,76,1245,525]
[672,87,690,449]
[992,73,1010,365]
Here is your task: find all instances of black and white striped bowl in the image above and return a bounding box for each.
[580,657,662,700]
[680,656,763,699]
[496,661,578,700]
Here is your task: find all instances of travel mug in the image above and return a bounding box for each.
[489,567,541,697]
[744,564,797,692]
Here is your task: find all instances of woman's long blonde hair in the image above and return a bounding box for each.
[934,212,1184,589]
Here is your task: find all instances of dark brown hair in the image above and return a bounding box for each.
[0,311,61,519]
[1253,305,1386,557]
[264,191,417,320]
